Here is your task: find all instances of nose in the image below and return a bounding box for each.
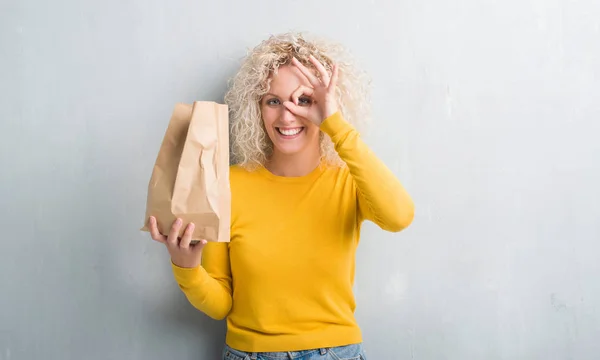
[281,105,296,124]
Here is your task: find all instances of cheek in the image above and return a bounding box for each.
[261,106,278,128]
[306,123,320,137]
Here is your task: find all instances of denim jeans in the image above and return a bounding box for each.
[222,343,367,360]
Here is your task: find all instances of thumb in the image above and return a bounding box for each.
[283,101,310,119]
[191,239,208,254]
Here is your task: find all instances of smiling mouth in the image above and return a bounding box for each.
[276,127,304,136]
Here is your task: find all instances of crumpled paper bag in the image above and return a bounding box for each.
[141,101,230,242]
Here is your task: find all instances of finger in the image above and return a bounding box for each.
[167,218,182,246]
[179,223,195,249]
[309,55,330,86]
[291,85,314,106]
[148,217,167,243]
[191,239,208,254]
[291,57,320,86]
[328,64,339,93]
[151,233,167,244]
[284,101,310,119]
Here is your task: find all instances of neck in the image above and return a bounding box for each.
[266,147,321,177]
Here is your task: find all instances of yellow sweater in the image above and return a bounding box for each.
[171,112,414,352]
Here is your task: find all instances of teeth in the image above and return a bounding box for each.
[278,128,302,136]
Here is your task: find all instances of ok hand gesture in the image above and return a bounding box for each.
[283,55,340,126]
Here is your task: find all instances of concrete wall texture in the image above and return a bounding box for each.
[1,0,599,359]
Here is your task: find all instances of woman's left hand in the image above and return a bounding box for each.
[284,55,339,126]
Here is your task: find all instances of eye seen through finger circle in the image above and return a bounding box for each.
[297,96,312,106]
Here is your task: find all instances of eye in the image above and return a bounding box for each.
[298,96,312,106]
[265,98,281,106]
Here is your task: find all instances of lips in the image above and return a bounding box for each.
[277,127,302,136]
[276,127,304,138]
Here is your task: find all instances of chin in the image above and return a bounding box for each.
[270,137,309,154]
[274,145,309,156]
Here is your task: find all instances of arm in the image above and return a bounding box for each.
[320,112,415,232]
[283,56,414,231]
[171,242,232,320]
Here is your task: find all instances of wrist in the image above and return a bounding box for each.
[325,104,338,120]
[319,111,353,137]
[171,258,201,269]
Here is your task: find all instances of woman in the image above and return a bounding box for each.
[148,32,415,360]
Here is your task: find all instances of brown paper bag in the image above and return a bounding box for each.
[141,101,230,242]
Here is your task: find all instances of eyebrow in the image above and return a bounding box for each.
[263,92,310,99]
[261,93,281,103]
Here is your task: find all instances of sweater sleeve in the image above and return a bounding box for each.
[320,112,415,232]
[170,242,232,320]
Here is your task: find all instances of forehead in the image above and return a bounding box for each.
[268,65,313,94]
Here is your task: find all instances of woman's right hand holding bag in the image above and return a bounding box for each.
[148,216,207,268]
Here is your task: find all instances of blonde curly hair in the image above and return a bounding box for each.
[224,32,371,170]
